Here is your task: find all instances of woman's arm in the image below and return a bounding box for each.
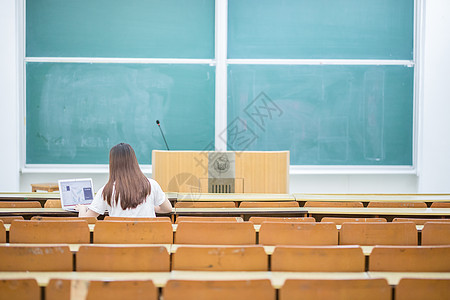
[76,205,100,218]
[155,197,173,214]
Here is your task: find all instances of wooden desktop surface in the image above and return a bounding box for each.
[0,243,376,256]
[0,271,448,288]
[294,193,450,202]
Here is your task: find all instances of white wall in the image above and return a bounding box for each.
[417,0,450,192]
[0,0,448,193]
[0,0,19,191]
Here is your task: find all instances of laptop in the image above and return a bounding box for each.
[58,178,95,211]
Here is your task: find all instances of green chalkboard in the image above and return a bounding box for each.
[26,63,215,164]
[26,0,215,58]
[228,0,414,59]
[227,65,414,165]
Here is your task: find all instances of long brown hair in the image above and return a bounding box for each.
[102,143,151,209]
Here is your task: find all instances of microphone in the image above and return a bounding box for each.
[156,120,170,150]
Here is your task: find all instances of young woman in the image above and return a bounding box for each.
[77,143,172,218]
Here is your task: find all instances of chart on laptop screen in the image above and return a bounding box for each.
[60,179,94,206]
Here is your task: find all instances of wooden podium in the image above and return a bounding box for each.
[152,150,289,193]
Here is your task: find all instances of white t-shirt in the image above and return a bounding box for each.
[88,178,166,217]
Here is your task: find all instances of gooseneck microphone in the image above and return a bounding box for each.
[156,120,170,150]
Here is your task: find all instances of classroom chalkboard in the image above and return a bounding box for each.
[26,63,215,164]
[26,0,215,58]
[227,64,414,165]
[228,0,414,59]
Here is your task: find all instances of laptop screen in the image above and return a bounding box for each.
[59,178,94,207]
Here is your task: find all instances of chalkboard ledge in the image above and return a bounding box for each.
[289,165,416,175]
[21,164,152,174]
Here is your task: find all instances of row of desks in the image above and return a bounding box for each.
[1,207,450,217]
[1,223,427,233]
[0,270,448,288]
[2,192,450,202]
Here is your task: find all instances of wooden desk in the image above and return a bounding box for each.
[0,271,171,287]
[174,207,307,219]
[177,193,295,202]
[305,207,450,217]
[3,271,447,289]
[0,208,76,217]
[31,183,59,193]
[368,272,450,286]
[294,193,450,203]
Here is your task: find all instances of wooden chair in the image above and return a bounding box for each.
[163,279,275,300]
[0,245,72,271]
[259,222,338,246]
[396,278,450,300]
[44,199,61,208]
[105,216,172,222]
[339,222,417,245]
[304,201,363,207]
[367,201,427,208]
[279,279,390,300]
[9,220,90,244]
[393,218,450,225]
[321,217,387,224]
[93,220,173,244]
[0,216,24,224]
[175,201,236,208]
[172,246,267,271]
[239,201,299,208]
[31,182,58,192]
[430,202,450,208]
[0,279,40,300]
[422,222,450,245]
[46,279,158,300]
[0,201,41,208]
[174,221,256,245]
[249,217,315,225]
[272,246,365,272]
[369,246,450,272]
[175,216,243,223]
[31,216,98,224]
[77,245,170,272]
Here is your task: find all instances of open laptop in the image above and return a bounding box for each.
[58,178,94,211]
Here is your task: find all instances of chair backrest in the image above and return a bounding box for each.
[77,245,170,272]
[339,222,417,245]
[0,245,72,271]
[9,220,90,244]
[367,201,427,208]
[421,222,450,245]
[0,279,40,300]
[31,216,97,224]
[175,216,243,224]
[175,201,236,208]
[259,222,338,246]
[174,221,256,245]
[93,220,173,244]
[172,246,267,271]
[304,201,363,207]
[369,246,450,272]
[393,218,450,225]
[46,279,158,300]
[163,279,275,300]
[0,201,41,208]
[0,216,24,224]
[239,201,299,208]
[272,246,365,272]
[44,199,61,208]
[0,220,5,243]
[321,217,387,225]
[104,216,172,222]
[396,278,450,300]
[279,279,390,300]
[249,217,315,225]
[430,202,450,208]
